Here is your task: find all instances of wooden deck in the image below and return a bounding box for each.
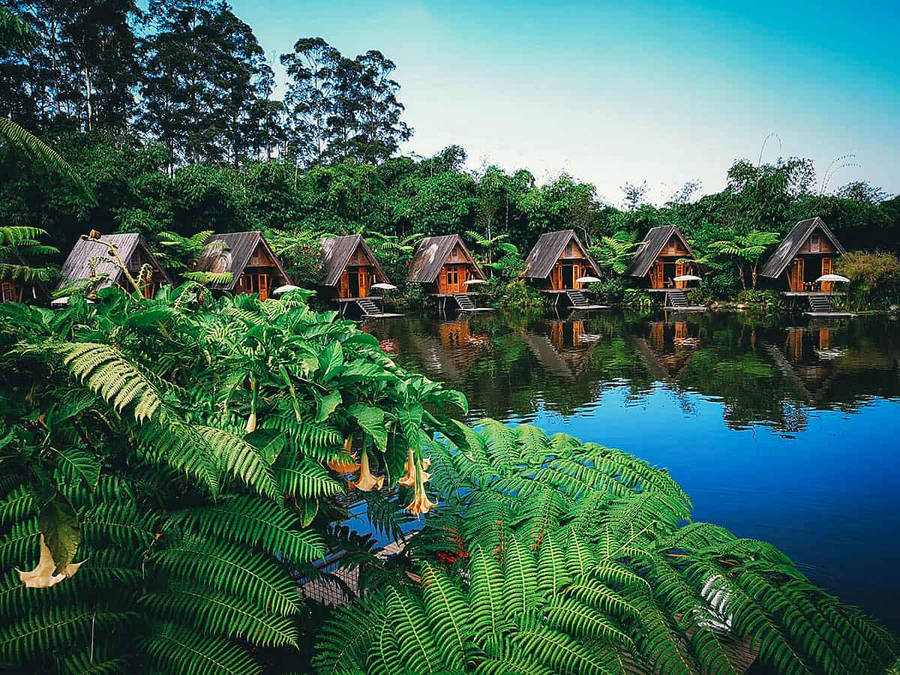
[803,311,855,318]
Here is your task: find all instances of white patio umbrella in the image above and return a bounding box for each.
[370,282,397,312]
[673,274,702,282]
[464,278,487,285]
[815,274,850,284]
[575,276,601,284]
[51,296,94,306]
[272,284,302,295]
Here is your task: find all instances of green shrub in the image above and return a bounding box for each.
[622,288,652,312]
[837,252,900,309]
[735,288,786,313]
[490,278,543,310]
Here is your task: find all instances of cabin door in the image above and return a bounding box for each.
[358,268,371,298]
[820,257,833,292]
[788,258,804,292]
[445,265,467,293]
[561,264,575,290]
[257,273,269,301]
[650,261,665,289]
[674,262,687,289]
[348,270,361,298]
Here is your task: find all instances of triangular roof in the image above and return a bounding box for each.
[58,233,171,289]
[408,234,486,283]
[193,231,291,291]
[320,234,389,287]
[523,229,601,279]
[625,226,694,278]
[759,217,846,279]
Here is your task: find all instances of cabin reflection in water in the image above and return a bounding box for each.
[638,321,700,381]
[766,326,842,403]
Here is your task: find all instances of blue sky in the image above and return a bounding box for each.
[230,0,900,205]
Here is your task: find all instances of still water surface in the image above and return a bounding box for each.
[365,311,900,629]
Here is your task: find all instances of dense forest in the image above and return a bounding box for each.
[2,3,900,673]
[2,0,899,307]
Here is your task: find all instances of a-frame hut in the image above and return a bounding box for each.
[524,230,601,291]
[320,234,396,317]
[192,231,290,301]
[58,232,171,298]
[408,234,487,310]
[759,218,846,295]
[523,229,606,309]
[626,226,697,291]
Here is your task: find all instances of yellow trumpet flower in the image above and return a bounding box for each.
[327,436,360,473]
[349,449,384,491]
[398,449,431,487]
[404,461,437,517]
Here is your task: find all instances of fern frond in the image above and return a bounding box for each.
[151,537,301,616]
[141,623,260,674]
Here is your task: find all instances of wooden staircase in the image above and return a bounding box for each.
[808,295,833,313]
[566,290,589,308]
[667,290,689,309]
[356,298,380,316]
[454,294,476,311]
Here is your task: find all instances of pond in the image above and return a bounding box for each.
[364,310,900,630]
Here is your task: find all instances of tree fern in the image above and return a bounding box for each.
[318,422,899,674]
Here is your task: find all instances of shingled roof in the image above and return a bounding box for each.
[408,235,485,284]
[626,226,694,278]
[523,229,600,279]
[320,235,389,287]
[759,217,846,279]
[193,231,290,291]
[58,233,171,289]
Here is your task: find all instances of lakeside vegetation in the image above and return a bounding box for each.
[2,3,900,673]
[2,3,900,312]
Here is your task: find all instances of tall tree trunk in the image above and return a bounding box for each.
[83,67,93,132]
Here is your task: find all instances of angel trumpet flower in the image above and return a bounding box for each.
[327,436,360,473]
[398,449,431,488]
[245,377,258,433]
[348,449,384,491]
[17,535,85,588]
[404,460,437,517]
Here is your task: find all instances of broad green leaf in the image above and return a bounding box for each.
[349,404,388,452]
[38,495,80,574]
[315,390,342,423]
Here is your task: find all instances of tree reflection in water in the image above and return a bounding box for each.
[367,311,900,431]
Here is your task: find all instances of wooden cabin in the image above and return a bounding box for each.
[193,231,290,301]
[759,218,846,294]
[58,232,171,298]
[524,230,601,291]
[408,235,486,309]
[1,255,45,304]
[626,226,697,291]
[320,235,390,300]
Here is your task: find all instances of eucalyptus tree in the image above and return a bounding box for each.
[282,39,410,165]
[0,0,141,132]
[139,0,273,167]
